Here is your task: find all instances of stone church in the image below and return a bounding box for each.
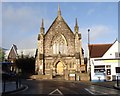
[35,6,85,80]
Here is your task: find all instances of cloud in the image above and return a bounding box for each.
[80,25,110,42]
[87,9,95,15]
[80,25,112,57]
[17,34,38,49]
[3,5,40,33]
[2,4,52,49]
[2,3,117,58]
[89,25,109,41]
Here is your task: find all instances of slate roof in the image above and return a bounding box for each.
[89,44,113,58]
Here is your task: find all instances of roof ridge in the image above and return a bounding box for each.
[89,43,113,46]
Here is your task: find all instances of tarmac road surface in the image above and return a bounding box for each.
[12,79,120,95]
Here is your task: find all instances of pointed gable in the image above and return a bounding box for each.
[45,5,74,39]
[44,7,75,55]
[102,40,120,58]
[89,44,113,58]
[45,15,74,37]
[8,44,18,59]
[45,4,74,37]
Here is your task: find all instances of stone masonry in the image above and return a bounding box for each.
[35,5,85,80]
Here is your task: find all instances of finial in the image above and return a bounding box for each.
[41,18,44,28]
[40,18,45,34]
[58,4,61,16]
[75,18,78,27]
[74,18,79,33]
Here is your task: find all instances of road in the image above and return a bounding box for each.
[13,79,120,95]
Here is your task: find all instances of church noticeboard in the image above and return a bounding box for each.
[116,67,120,73]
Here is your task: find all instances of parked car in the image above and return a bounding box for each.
[92,72,106,82]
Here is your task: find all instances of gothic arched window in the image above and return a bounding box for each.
[52,34,67,54]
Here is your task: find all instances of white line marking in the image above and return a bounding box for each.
[84,88,94,94]
[10,85,28,94]
[93,90,108,94]
[49,88,63,95]
[85,88,108,95]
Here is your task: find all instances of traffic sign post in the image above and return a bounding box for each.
[116,67,120,87]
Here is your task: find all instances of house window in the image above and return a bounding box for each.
[106,69,111,75]
[94,65,105,73]
[115,52,120,58]
[106,65,111,68]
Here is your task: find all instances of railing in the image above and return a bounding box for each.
[2,72,21,94]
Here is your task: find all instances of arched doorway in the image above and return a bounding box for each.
[53,61,65,80]
[56,61,64,75]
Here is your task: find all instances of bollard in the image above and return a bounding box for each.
[19,77,21,87]
[16,76,18,89]
[2,74,7,93]
[117,76,119,87]
[3,78,6,93]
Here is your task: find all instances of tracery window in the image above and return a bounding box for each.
[52,34,67,54]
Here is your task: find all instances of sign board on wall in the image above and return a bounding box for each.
[116,67,120,73]
[69,74,75,77]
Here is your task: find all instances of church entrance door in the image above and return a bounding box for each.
[56,62,64,75]
[53,61,64,80]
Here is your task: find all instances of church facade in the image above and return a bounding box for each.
[35,6,85,80]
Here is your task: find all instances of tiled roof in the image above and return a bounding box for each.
[89,44,113,58]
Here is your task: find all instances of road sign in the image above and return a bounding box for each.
[49,88,63,95]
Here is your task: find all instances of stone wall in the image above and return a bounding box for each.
[30,75,52,80]
[44,17,75,56]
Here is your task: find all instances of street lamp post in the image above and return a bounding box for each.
[88,29,91,81]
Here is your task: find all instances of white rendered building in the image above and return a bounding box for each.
[89,40,120,81]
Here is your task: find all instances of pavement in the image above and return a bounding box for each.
[1,81,27,95]
[1,80,120,95]
[81,80,120,89]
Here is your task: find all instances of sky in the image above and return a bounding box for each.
[1,2,118,56]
